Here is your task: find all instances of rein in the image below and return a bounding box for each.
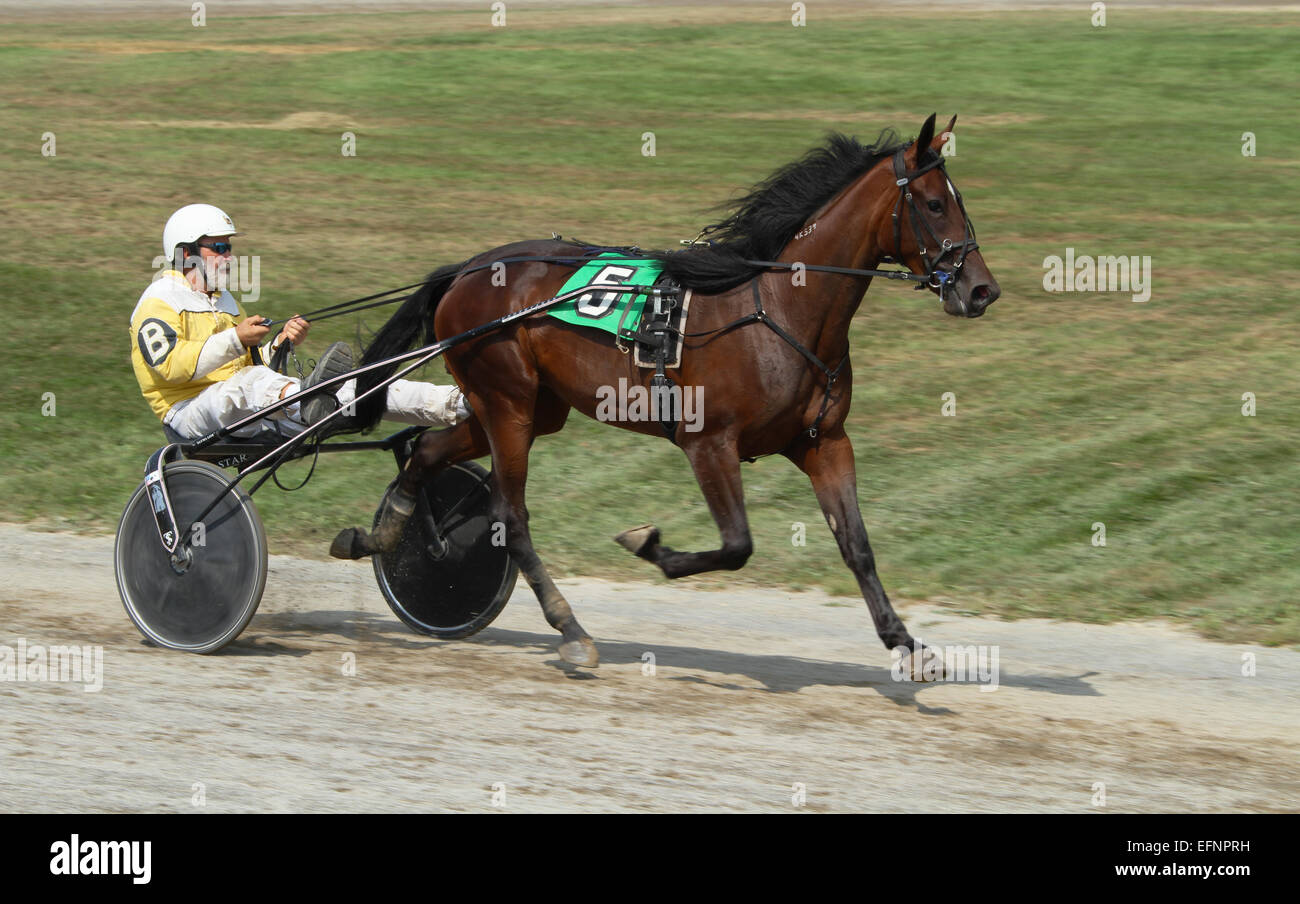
[263,249,642,329]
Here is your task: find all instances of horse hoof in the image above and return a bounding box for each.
[901,646,947,682]
[614,523,659,558]
[329,528,370,560]
[558,637,599,668]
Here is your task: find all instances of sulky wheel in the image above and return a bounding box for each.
[373,460,518,638]
[115,460,267,653]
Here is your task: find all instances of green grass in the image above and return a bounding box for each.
[1,6,1297,645]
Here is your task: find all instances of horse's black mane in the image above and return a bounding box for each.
[645,129,908,294]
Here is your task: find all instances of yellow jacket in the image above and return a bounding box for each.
[129,270,254,420]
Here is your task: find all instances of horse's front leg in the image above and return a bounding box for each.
[615,433,754,577]
[329,417,488,559]
[782,427,914,652]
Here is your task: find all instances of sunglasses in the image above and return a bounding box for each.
[196,241,233,255]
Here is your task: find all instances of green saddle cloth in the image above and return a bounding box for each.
[548,253,666,337]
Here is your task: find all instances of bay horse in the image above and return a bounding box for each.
[334,113,1000,668]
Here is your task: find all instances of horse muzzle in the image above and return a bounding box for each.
[940,274,999,318]
[964,281,1000,317]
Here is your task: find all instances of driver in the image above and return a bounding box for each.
[130,204,469,439]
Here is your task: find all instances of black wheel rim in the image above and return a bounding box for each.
[374,462,517,637]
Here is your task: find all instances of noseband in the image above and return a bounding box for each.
[887,145,980,306]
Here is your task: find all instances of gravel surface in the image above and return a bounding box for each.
[1,523,1295,812]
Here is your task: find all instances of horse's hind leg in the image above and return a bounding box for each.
[330,417,488,559]
[332,387,572,559]
[782,427,914,652]
[615,434,754,577]
[483,391,597,667]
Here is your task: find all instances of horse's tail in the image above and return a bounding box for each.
[354,259,468,430]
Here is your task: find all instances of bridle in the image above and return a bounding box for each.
[886,144,980,309]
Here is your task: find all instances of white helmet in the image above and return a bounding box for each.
[162,203,240,266]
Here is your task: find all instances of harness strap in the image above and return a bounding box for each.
[623,280,685,443]
[748,280,839,379]
[653,280,847,441]
[746,280,848,438]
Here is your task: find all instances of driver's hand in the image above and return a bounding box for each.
[276,315,310,347]
[235,316,272,347]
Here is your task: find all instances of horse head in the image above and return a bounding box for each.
[880,113,1001,317]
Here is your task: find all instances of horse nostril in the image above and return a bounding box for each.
[972,284,998,309]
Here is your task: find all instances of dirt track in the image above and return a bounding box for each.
[0,523,1296,813]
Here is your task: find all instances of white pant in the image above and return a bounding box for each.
[165,365,464,440]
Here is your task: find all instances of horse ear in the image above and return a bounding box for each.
[944,114,957,134]
[915,113,937,160]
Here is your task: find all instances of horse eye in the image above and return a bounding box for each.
[927,199,943,214]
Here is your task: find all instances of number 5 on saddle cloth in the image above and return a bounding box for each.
[548,253,690,440]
